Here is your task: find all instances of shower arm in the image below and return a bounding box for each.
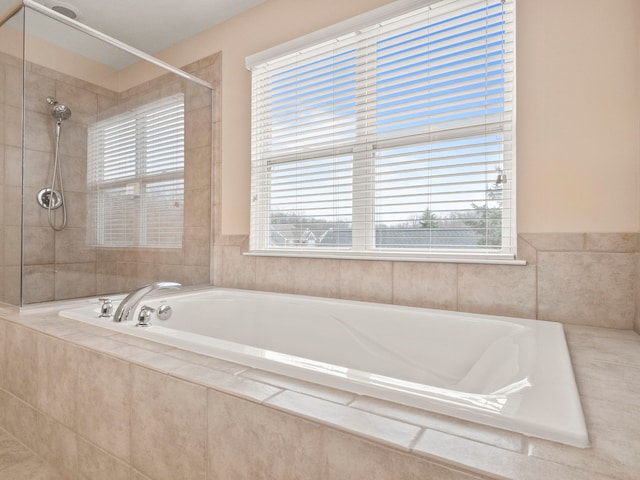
[5,0,212,91]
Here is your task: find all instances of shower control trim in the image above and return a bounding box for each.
[36,188,64,210]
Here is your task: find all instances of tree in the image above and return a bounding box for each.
[418,208,440,229]
[463,182,502,246]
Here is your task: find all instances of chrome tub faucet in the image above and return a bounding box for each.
[113,282,181,323]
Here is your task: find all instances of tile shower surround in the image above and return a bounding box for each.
[0,51,216,305]
[0,304,639,479]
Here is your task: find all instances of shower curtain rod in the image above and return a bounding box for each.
[2,0,213,90]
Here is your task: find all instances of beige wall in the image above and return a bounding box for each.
[150,0,640,235]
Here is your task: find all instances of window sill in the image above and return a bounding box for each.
[244,249,527,266]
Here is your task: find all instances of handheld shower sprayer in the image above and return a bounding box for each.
[37,96,72,230]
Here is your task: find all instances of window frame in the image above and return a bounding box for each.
[87,94,186,249]
[247,0,518,264]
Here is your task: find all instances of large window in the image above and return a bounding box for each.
[248,0,515,261]
[87,94,185,248]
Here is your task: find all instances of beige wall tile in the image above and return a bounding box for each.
[184,106,212,150]
[1,391,40,452]
[3,226,20,267]
[293,258,341,298]
[54,262,96,300]
[520,233,585,251]
[0,320,5,388]
[3,185,22,226]
[77,438,131,480]
[23,226,55,265]
[21,148,50,189]
[131,366,207,480]
[54,227,97,264]
[4,105,23,148]
[185,146,212,189]
[22,265,55,304]
[392,262,457,310]
[61,191,88,228]
[58,121,88,159]
[3,266,21,305]
[130,469,153,480]
[516,234,537,265]
[538,252,635,328]
[5,324,39,405]
[36,414,78,479]
[58,154,88,194]
[339,260,392,303]
[0,455,65,480]
[216,245,256,290]
[0,432,34,472]
[24,110,53,153]
[76,349,131,462]
[181,265,210,286]
[4,65,23,109]
[4,145,23,187]
[208,389,324,480]
[183,226,210,267]
[24,70,56,116]
[184,186,211,228]
[255,256,296,293]
[55,81,98,126]
[36,335,78,428]
[635,253,640,334]
[458,264,536,318]
[585,232,637,253]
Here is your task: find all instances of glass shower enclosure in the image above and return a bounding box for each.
[0,0,213,306]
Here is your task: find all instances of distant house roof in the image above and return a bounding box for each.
[271,225,479,248]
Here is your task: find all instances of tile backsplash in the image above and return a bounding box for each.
[213,232,639,332]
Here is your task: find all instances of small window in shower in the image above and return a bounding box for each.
[87,94,185,248]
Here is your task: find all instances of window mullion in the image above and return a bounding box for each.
[352,34,378,252]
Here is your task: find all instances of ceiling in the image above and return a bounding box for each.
[0,0,266,55]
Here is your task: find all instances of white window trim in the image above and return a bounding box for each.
[247,0,518,264]
[87,94,185,249]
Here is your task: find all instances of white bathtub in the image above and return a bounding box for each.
[59,287,589,448]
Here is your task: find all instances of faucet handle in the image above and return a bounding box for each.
[98,297,113,318]
[136,305,155,327]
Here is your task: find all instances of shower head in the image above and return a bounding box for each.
[52,104,72,122]
[46,97,72,122]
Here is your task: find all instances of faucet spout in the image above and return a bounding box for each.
[113,281,181,323]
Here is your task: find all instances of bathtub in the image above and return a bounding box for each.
[59,287,589,448]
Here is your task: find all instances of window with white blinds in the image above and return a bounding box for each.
[248,0,515,261]
[87,94,185,248]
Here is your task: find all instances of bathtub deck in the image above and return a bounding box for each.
[0,304,638,479]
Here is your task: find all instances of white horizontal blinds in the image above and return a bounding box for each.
[249,0,515,257]
[251,34,362,249]
[373,0,514,253]
[87,94,185,248]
